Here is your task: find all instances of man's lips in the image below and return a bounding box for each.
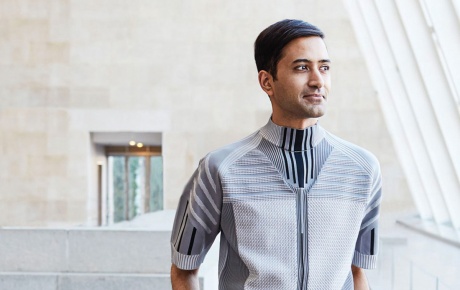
[303,94,324,99]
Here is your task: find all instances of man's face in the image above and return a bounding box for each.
[264,36,331,127]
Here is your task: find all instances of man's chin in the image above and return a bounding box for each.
[303,107,326,119]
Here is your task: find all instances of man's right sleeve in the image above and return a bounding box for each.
[170,154,222,270]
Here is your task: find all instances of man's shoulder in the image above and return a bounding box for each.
[200,130,263,174]
[324,130,380,177]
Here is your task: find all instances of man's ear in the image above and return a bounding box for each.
[258,70,274,97]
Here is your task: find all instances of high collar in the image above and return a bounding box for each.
[259,118,325,151]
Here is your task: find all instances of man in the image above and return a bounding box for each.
[170,19,382,290]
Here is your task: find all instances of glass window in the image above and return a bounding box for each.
[150,156,163,212]
[107,146,163,223]
[111,156,126,223]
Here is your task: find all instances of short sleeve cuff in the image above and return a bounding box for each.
[171,244,204,270]
[352,250,377,269]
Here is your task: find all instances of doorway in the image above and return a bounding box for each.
[106,146,163,223]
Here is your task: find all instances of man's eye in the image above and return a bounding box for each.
[295,65,308,71]
[320,65,330,71]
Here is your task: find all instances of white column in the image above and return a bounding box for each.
[343,0,434,220]
[358,0,451,224]
[394,0,460,229]
[449,0,460,40]
[419,0,460,151]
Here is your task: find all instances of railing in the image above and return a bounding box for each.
[367,238,457,290]
[390,253,454,290]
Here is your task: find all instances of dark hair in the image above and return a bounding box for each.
[254,19,324,80]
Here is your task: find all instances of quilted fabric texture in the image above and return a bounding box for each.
[171,119,382,289]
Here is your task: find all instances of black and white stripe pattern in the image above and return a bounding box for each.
[258,120,329,190]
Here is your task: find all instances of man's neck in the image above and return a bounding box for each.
[271,115,318,129]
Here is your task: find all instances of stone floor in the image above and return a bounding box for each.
[367,213,460,290]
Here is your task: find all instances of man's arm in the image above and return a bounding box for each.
[352,265,369,290]
[171,264,200,290]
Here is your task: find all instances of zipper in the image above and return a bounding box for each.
[297,188,308,290]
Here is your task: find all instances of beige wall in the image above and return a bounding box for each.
[0,0,413,226]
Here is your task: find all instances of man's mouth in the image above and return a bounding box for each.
[303,94,323,99]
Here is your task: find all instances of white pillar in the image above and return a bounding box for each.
[343,0,434,221]
[357,0,450,224]
[394,0,460,229]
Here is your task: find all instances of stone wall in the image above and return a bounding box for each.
[0,0,413,226]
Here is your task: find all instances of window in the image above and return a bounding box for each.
[106,146,163,223]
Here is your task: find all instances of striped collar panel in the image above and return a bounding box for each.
[259,118,325,152]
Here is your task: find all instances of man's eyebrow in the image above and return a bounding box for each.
[292,58,331,64]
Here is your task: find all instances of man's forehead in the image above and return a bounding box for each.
[281,36,329,61]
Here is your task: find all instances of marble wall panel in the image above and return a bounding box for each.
[0,0,413,225]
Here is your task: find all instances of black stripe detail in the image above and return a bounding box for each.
[288,129,294,151]
[281,129,290,179]
[303,150,309,186]
[309,132,314,179]
[294,130,304,151]
[370,228,375,255]
[174,201,189,248]
[289,151,297,184]
[281,128,288,149]
[304,129,308,150]
[294,152,304,188]
[187,227,197,255]
[177,214,188,251]
[304,130,310,185]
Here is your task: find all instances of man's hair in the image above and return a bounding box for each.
[254,19,324,80]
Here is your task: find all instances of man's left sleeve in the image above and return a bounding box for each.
[352,164,382,269]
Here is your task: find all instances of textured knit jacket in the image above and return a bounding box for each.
[171,119,382,290]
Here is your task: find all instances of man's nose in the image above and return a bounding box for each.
[308,69,324,89]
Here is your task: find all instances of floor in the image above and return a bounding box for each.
[366,213,460,290]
